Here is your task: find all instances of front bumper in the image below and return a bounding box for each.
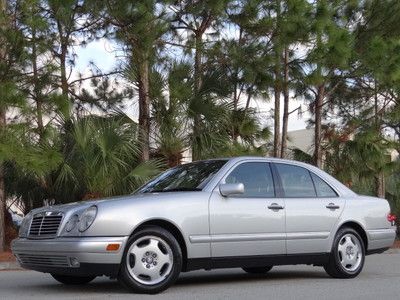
[11,236,128,277]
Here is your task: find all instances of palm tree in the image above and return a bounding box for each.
[54,112,164,201]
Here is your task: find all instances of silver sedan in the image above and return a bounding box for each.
[12,157,397,294]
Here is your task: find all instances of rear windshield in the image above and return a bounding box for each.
[136,160,227,193]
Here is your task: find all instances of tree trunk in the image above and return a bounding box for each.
[192,33,203,161]
[60,43,68,98]
[0,108,6,252]
[272,0,282,158]
[273,65,281,158]
[314,84,325,168]
[32,28,44,138]
[281,48,289,158]
[137,59,150,161]
[373,82,385,198]
[245,89,252,111]
[375,173,385,198]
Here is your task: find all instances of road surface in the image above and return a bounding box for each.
[0,253,399,300]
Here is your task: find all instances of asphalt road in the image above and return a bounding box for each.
[0,253,399,300]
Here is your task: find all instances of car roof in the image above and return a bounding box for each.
[225,156,313,167]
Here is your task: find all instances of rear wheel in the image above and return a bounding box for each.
[51,274,96,285]
[324,227,365,278]
[118,226,182,294]
[242,266,273,274]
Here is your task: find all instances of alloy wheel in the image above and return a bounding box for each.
[126,235,173,285]
[337,233,362,272]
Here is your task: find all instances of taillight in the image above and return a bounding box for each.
[387,213,397,225]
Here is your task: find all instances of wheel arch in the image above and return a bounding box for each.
[336,221,368,250]
[130,218,189,271]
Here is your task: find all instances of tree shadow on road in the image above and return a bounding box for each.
[175,268,329,287]
[7,268,330,296]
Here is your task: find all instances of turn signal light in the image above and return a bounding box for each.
[106,244,120,251]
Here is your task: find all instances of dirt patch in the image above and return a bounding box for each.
[392,240,400,248]
[0,252,15,262]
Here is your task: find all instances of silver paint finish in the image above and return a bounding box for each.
[209,189,286,256]
[190,232,287,244]
[12,237,127,264]
[209,159,285,257]
[12,157,396,271]
[219,183,244,197]
[284,196,345,254]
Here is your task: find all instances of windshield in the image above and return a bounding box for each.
[137,160,227,193]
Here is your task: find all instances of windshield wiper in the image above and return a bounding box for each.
[150,187,202,193]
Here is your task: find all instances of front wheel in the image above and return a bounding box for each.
[324,227,365,278]
[51,274,96,285]
[118,226,182,294]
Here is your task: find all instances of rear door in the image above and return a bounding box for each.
[209,161,286,257]
[273,163,345,254]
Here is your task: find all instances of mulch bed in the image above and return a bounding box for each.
[0,252,15,263]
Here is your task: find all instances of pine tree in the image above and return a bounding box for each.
[350,0,400,196]
[303,0,356,167]
[102,0,171,161]
[0,0,6,251]
[279,0,311,158]
[221,0,273,142]
[171,0,231,160]
[0,0,26,251]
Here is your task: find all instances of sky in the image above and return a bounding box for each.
[74,39,310,132]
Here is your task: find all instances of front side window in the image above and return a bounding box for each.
[225,162,275,197]
[311,173,337,197]
[137,160,227,193]
[275,163,316,197]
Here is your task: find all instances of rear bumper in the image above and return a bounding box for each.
[367,228,396,251]
[11,236,128,277]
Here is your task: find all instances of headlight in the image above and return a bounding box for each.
[19,212,32,237]
[78,206,97,232]
[65,214,79,232]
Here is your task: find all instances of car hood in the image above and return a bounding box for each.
[28,192,201,215]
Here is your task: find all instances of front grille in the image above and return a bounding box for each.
[17,254,69,267]
[29,212,63,238]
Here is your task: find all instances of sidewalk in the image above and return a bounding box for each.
[0,252,21,270]
[0,261,21,271]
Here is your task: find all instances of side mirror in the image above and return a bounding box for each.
[219,183,244,197]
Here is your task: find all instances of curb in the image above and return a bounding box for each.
[384,248,400,254]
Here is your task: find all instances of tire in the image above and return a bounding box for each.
[118,226,182,294]
[242,266,273,274]
[51,274,96,285]
[324,227,365,279]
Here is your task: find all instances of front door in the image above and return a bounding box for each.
[273,163,345,254]
[209,161,286,257]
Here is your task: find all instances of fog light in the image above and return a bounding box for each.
[70,257,80,267]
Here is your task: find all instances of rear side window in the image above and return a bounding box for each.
[310,173,337,197]
[275,164,316,197]
[225,162,275,197]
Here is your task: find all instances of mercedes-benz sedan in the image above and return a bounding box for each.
[12,157,396,293]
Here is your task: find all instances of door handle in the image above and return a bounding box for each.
[326,203,340,210]
[268,203,284,210]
